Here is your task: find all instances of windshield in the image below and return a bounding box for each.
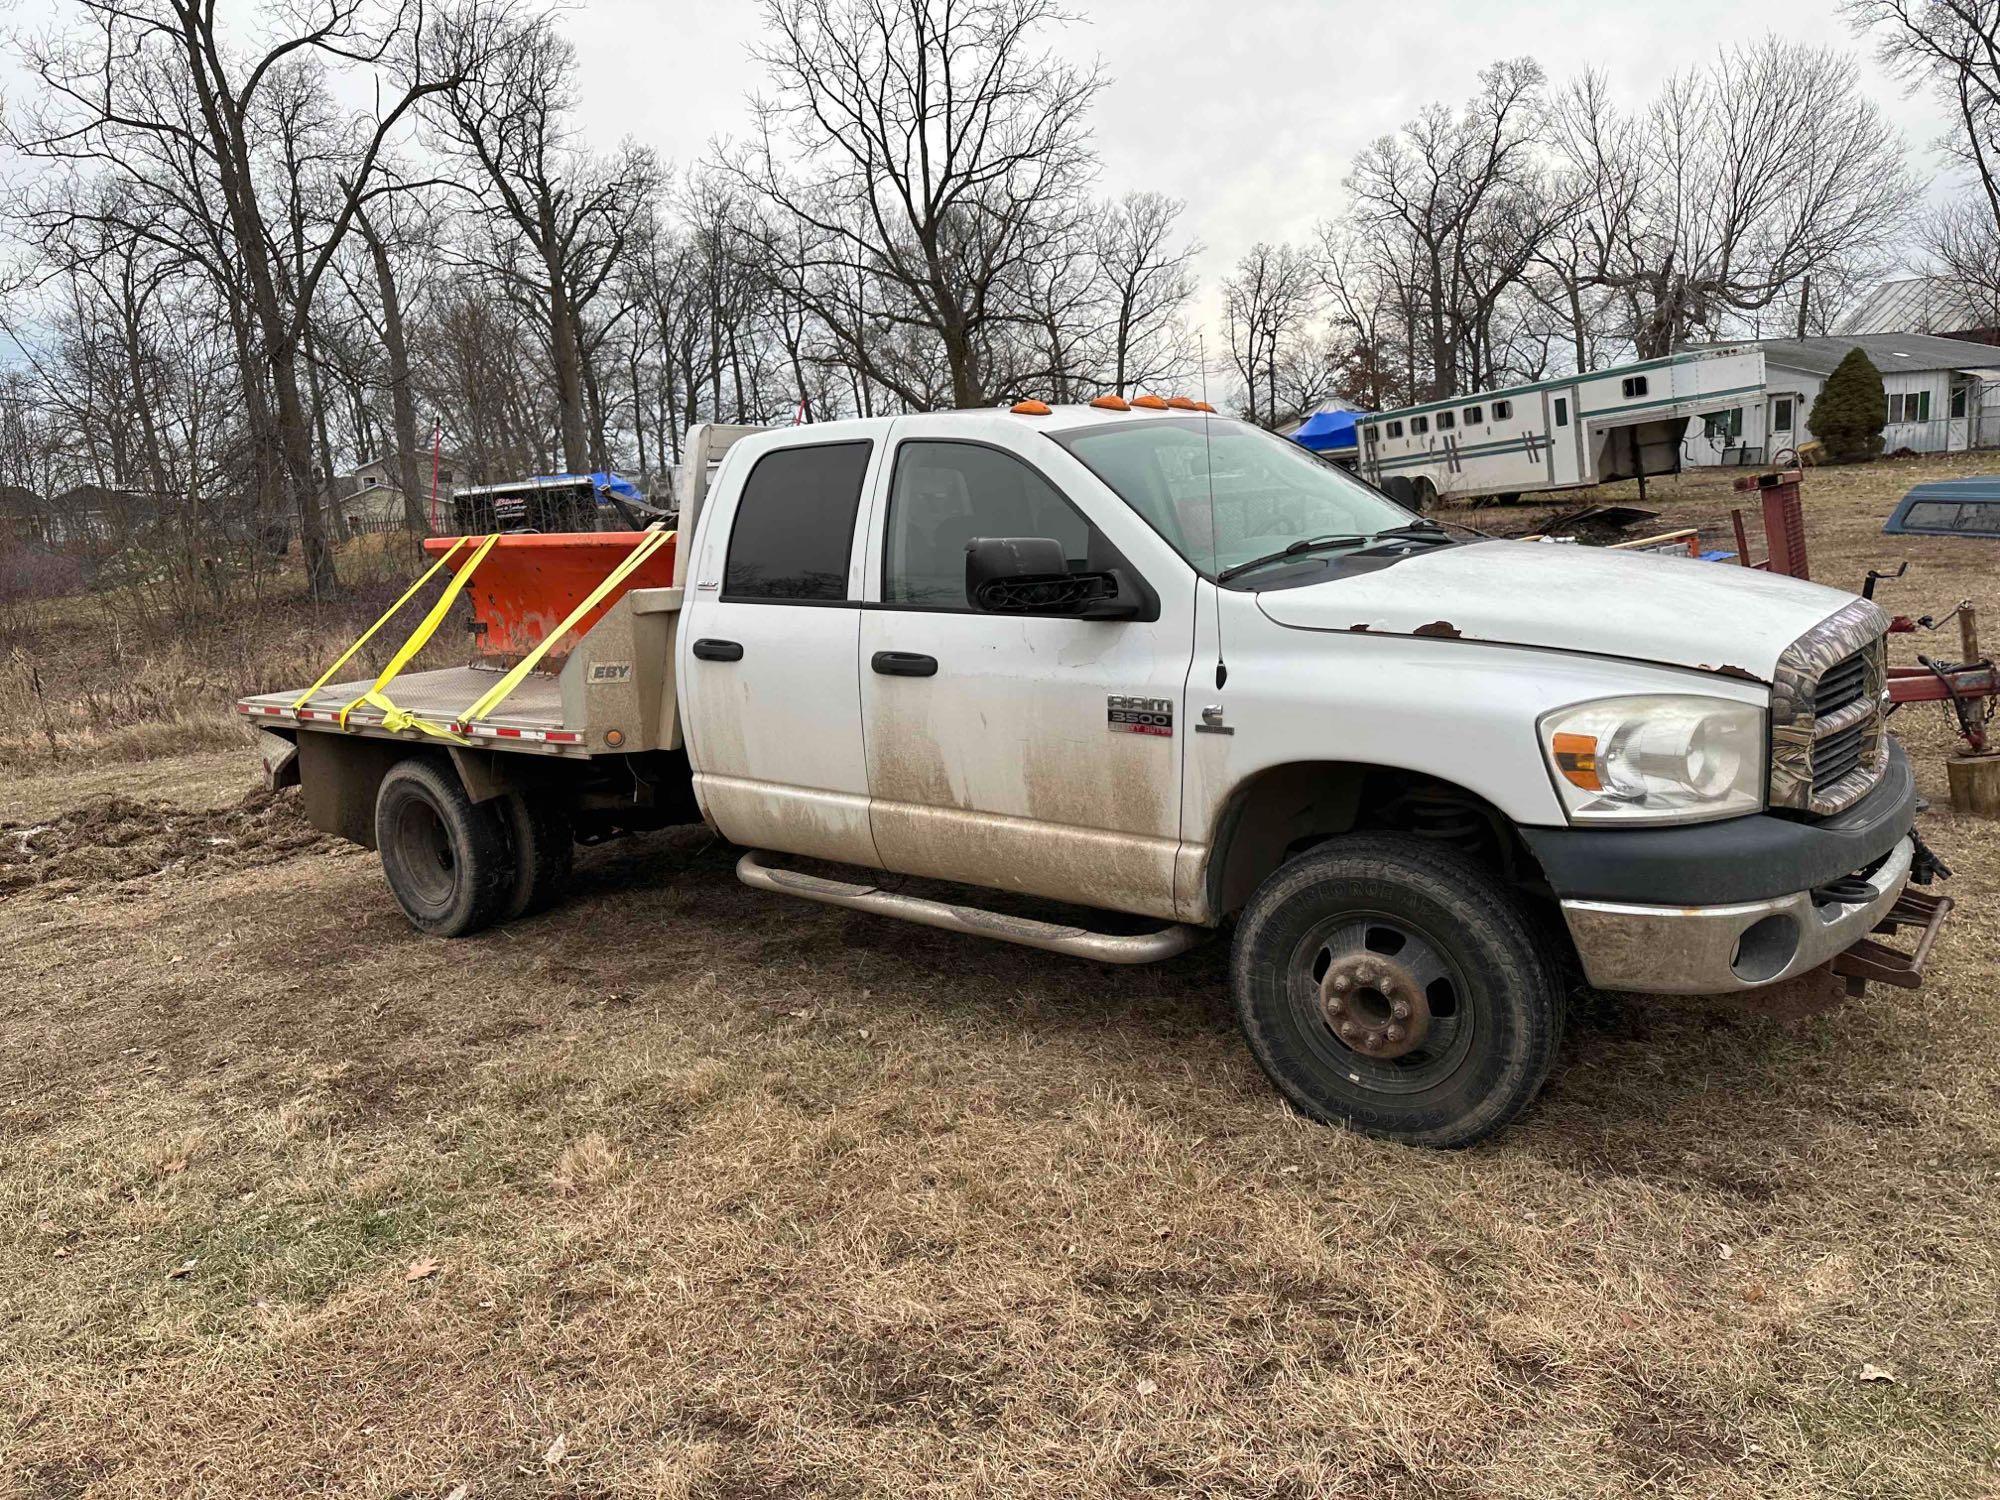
[1051,416,1415,583]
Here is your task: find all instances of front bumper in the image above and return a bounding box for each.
[1561,835,1914,993]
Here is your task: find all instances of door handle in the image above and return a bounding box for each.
[692,638,744,662]
[871,651,938,678]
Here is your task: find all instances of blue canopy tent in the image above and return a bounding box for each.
[1290,409,1365,453]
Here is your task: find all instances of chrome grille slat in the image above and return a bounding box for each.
[1768,600,1890,817]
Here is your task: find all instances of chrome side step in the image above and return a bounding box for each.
[735,849,1204,965]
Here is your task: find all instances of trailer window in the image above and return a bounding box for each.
[1703,408,1744,442]
[1411,416,1430,435]
[1492,401,1512,420]
[1553,398,1569,427]
[723,440,872,601]
[1436,411,1456,431]
[1622,376,1649,398]
[1464,405,1483,425]
[882,441,1095,609]
[1386,420,1404,438]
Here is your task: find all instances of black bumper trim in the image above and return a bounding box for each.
[1520,740,1917,906]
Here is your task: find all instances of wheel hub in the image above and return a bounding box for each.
[1318,953,1432,1060]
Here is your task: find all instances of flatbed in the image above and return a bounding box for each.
[238,667,584,752]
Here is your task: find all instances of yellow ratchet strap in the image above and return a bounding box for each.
[292,536,472,710]
[337,532,503,739]
[458,525,675,727]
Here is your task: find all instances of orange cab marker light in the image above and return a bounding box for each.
[1131,393,1169,410]
[1193,400,1217,413]
[1166,396,1200,410]
[1551,732,1602,791]
[1090,394,1131,411]
[1011,399,1051,415]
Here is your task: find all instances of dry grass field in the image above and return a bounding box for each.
[4,455,2000,1498]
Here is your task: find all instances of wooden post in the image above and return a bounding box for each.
[1960,604,1981,666]
[1947,753,2000,818]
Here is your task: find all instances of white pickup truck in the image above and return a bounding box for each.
[241,403,1948,1146]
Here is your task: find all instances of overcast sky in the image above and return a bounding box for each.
[557,0,1954,387]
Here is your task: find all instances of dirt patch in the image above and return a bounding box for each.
[0,786,334,897]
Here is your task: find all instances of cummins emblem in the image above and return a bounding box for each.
[1107,695,1173,737]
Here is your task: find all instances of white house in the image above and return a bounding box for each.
[342,448,467,525]
[1681,333,2000,467]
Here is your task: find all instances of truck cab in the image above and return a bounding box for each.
[245,402,1944,1147]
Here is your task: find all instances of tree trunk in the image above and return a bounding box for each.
[360,210,429,537]
[547,275,590,472]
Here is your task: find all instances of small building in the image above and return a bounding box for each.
[1838,278,1999,347]
[1681,333,2000,467]
[0,484,46,545]
[343,449,466,526]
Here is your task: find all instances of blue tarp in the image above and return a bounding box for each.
[1291,409,1366,453]
[527,471,647,506]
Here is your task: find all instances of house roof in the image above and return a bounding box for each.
[1696,333,2000,378]
[1838,277,2000,338]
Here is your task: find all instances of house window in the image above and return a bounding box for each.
[1622,376,1649,398]
[1772,398,1794,431]
[1464,406,1483,425]
[1411,415,1431,435]
[1704,408,1744,443]
[1436,411,1456,431]
[1386,420,1404,439]
[1951,386,1969,419]
[1888,391,1932,423]
[1553,397,1569,428]
[1492,400,1512,421]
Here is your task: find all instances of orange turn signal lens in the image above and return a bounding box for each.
[1089,393,1131,411]
[1131,393,1169,410]
[1011,399,1051,415]
[1166,396,1200,410]
[1551,731,1601,790]
[1193,400,1217,413]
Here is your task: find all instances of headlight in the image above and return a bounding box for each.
[1539,695,1764,824]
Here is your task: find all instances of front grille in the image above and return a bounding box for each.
[1769,601,1891,817]
[1814,654,1869,718]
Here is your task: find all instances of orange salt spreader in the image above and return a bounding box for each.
[422,530,679,667]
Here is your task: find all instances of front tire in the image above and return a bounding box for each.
[1231,835,1562,1147]
[375,758,513,938]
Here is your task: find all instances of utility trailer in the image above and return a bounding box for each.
[1357,348,1768,508]
[244,404,1950,1148]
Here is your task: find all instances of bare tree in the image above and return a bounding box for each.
[1094,192,1199,395]
[1223,243,1318,427]
[1849,0,2000,325]
[13,0,484,596]
[727,0,1102,409]
[1557,40,1914,357]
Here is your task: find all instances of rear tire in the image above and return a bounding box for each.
[501,792,575,921]
[375,758,513,938]
[1230,834,1563,1147]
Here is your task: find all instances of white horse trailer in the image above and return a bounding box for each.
[1357,349,1768,507]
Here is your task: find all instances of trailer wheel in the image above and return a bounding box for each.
[1384,476,1417,509]
[501,792,575,921]
[375,758,513,938]
[1231,834,1563,1147]
[1411,477,1437,512]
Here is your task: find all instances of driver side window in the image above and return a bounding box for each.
[883,441,1096,609]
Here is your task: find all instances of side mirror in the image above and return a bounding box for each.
[964,537,1139,619]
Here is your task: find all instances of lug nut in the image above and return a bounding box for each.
[1392,1000,1410,1019]
[1334,976,1352,992]
[1367,1030,1385,1049]
[1326,996,1345,1015]
[1340,1022,1358,1038]
[1386,1024,1406,1042]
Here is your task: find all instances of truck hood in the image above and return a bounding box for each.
[1253,540,1866,681]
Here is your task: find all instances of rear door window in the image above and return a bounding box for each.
[724,441,872,601]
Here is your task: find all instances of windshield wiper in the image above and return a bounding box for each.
[1368,521,1454,544]
[1217,534,1370,584]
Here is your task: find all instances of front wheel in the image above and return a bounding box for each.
[1231,835,1563,1147]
